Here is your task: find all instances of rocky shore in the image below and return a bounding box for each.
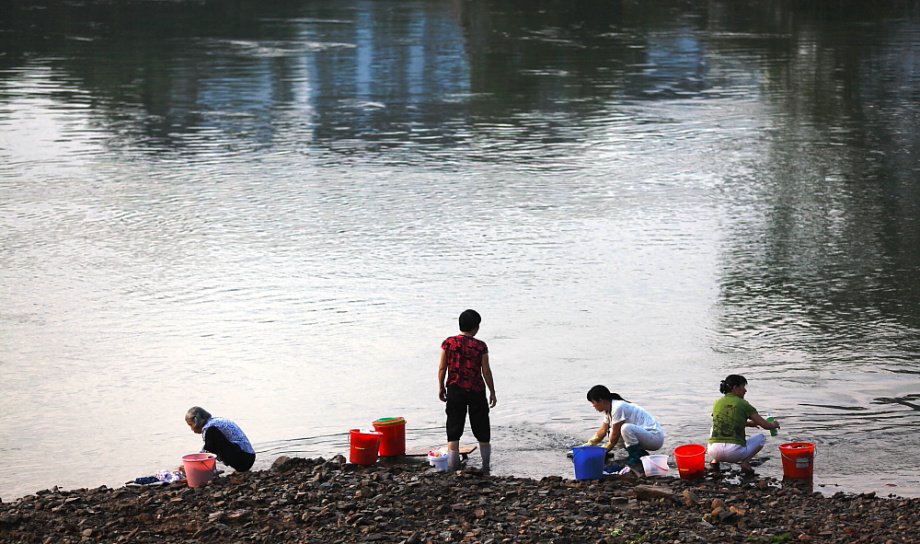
[1,455,917,544]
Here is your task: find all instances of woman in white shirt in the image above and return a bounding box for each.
[582,385,664,466]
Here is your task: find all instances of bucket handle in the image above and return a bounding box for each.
[184,454,216,464]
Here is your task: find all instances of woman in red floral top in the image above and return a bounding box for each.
[438,309,497,472]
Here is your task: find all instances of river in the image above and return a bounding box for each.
[1,0,919,500]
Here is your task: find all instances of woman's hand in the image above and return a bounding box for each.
[749,412,778,430]
[582,422,610,448]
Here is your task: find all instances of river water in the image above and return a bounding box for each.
[2,0,919,500]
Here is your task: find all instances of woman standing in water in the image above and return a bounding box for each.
[708,374,780,475]
[583,385,664,466]
[438,309,497,472]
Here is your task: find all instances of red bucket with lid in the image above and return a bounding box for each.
[372,417,406,456]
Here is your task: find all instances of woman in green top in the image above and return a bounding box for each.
[708,375,780,474]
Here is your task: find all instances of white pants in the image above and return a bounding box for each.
[708,433,766,463]
[621,423,664,451]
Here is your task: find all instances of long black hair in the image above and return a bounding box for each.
[586,384,629,404]
[719,374,747,395]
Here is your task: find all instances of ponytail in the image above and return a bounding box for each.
[719,374,747,395]
[586,384,630,404]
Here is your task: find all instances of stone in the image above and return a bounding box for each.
[0,457,917,543]
[633,485,676,502]
[682,489,700,506]
[271,456,292,470]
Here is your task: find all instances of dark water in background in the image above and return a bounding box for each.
[2,0,920,499]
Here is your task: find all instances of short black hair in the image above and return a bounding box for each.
[458,309,481,333]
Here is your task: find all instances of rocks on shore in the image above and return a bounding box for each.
[1,455,917,543]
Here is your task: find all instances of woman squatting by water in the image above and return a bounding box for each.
[708,374,780,475]
[583,385,665,467]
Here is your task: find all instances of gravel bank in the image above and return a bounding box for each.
[1,455,917,543]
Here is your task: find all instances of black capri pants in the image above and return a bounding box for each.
[445,384,491,443]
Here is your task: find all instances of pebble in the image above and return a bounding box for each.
[0,457,917,543]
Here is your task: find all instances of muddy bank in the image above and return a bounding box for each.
[1,456,917,543]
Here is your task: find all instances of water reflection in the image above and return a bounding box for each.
[5,0,917,160]
[712,0,920,382]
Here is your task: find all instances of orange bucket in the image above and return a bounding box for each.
[779,442,815,479]
[372,417,406,456]
[349,429,382,465]
[673,443,706,480]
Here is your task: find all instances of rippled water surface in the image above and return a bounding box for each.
[2,0,920,500]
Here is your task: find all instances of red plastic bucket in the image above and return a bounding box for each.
[673,443,706,480]
[779,442,815,479]
[372,417,406,456]
[182,453,217,487]
[349,429,382,465]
